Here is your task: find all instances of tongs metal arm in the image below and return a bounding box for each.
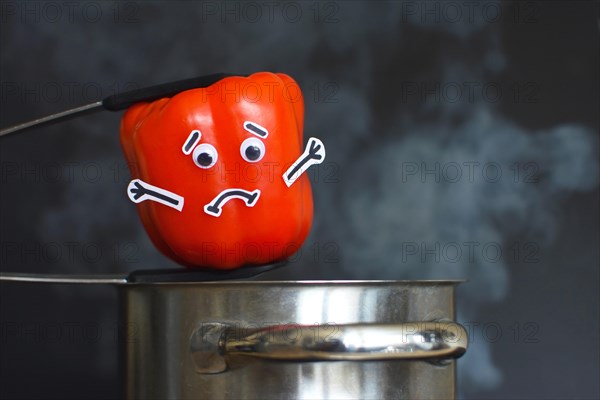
[0,272,128,284]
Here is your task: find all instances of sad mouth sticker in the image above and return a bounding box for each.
[121,72,326,269]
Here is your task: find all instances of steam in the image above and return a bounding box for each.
[342,111,598,282]
[336,108,598,388]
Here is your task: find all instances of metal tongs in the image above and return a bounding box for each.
[0,73,240,137]
[0,262,286,284]
[0,72,287,283]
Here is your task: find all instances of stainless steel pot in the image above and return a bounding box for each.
[1,271,468,399]
[122,280,467,400]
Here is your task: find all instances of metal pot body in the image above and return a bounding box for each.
[121,281,466,400]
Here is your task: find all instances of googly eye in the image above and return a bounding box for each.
[192,143,218,169]
[240,137,265,163]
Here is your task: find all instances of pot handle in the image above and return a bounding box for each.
[190,321,468,374]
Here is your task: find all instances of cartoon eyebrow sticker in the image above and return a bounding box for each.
[243,121,268,138]
[204,188,261,217]
[127,179,184,212]
[182,130,201,155]
[283,137,326,187]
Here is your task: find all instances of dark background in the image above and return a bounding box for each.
[1,1,598,399]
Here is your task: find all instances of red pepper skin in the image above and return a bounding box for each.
[120,72,313,269]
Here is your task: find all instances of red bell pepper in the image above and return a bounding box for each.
[120,72,325,269]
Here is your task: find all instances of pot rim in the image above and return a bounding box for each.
[123,279,466,286]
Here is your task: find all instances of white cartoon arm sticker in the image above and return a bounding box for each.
[283,137,326,187]
[204,188,261,217]
[127,179,184,212]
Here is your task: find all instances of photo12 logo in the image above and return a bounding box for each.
[0,1,140,24]
[399,81,540,104]
[400,241,540,264]
[199,1,340,24]
[399,161,540,184]
[0,81,139,105]
[399,1,540,25]
[0,240,140,265]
